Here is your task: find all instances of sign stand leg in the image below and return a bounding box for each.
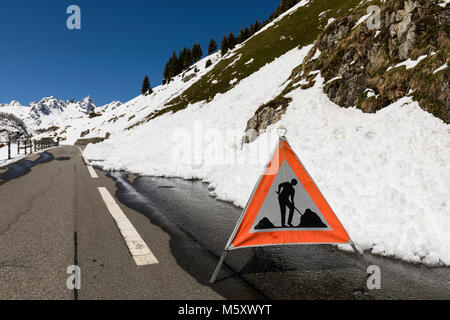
[351,242,368,270]
[210,251,228,284]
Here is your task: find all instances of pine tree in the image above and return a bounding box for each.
[238,28,245,43]
[244,26,251,41]
[192,43,203,62]
[221,35,229,55]
[208,38,218,54]
[163,61,170,83]
[227,31,237,50]
[254,19,261,31]
[169,51,178,79]
[141,75,150,95]
[176,49,184,75]
[183,47,193,69]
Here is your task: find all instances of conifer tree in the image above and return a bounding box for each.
[163,62,170,84]
[221,35,229,55]
[244,26,251,40]
[176,49,184,75]
[227,31,237,50]
[238,28,245,43]
[141,75,150,95]
[169,51,178,79]
[183,47,193,69]
[208,38,218,54]
[192,43,203,62]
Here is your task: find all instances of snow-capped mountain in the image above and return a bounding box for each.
[0,100,22,108]
[97,101,122,112]
[0,96,115,132]
[28,96,97,126]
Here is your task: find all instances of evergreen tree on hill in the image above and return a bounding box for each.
[163,62,169,84]
[227,31,237,50]
[221,35,229,55]
[238,28,245,43]
[192,43,203,62]
[141,75,150,95]
[183,47,193,69]
[244,26,251,41]
[208,38,218,55]
[169,51,178,80]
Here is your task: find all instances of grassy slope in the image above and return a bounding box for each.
[137,0,362,125]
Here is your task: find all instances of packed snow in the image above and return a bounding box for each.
[82,43,450,266]
[352,11,372,29]
[433,63,448,74]
[326,18,336,27]
[439,0,450,7]
[387,54,429,71]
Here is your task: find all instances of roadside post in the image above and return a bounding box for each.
[8,141,11,160]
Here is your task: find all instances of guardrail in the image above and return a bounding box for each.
[0,137,60,160]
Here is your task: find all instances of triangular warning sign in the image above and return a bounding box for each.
[226,137,350,250]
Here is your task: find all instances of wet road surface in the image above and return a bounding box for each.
[110,172,450,300]
[0,152,54,184]
[0,146,448,300]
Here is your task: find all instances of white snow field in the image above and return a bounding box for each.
[84,42,450,266]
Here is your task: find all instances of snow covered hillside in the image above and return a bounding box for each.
[2,0,449,266]
[81,0,449,266]
[84,44,450,266]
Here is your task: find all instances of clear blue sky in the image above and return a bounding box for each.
[0,0,279,106]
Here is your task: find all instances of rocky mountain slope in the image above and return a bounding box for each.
[245,0,449,139]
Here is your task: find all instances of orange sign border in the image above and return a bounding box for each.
[228,138,350,250]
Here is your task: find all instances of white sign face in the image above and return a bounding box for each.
[250,160,331,233]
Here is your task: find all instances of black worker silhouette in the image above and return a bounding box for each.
[277,179,298,227]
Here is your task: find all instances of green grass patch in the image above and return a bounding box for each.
[153,0,362,119]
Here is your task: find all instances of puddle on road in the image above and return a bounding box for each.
[107,171,450,300]
[0,152,54,185]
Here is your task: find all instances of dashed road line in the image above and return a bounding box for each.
[97,187,159,266]
[77,146,98,178]
[87,166,98,179]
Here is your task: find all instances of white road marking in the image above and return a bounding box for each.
[97,187,158,266]
[77,146,98,178]
[87,166,99,179]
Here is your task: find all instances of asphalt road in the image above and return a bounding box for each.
[0,146,449,300]
[0,146,225,300]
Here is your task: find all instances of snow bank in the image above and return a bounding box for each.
[85,45,450,266]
